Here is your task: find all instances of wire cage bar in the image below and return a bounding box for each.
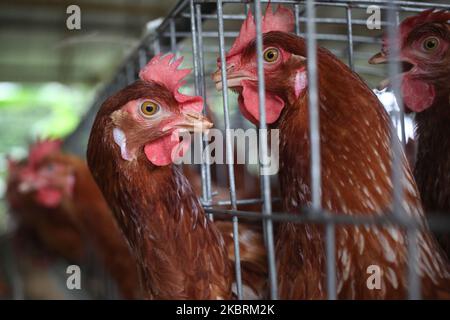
[64,0,450,300]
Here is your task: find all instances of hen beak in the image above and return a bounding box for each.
[212,68,252,91]
[18,181,35,193]
[368,52,388,65]
[212,69,223,91]
[171,110,213,133]
[18,178,43,193]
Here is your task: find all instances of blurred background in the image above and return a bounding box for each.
[0,0,179,231]
[0,0,180,299]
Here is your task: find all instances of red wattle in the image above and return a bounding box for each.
[240,80,285,125]
[36,187,63,208]
[238,95,258,125]
[144,131,187,166]
[401,77,435,113]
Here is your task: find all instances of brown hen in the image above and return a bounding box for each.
[87,54,233,299]
[214,5,450,299]
[7,140,141,299]
[370,9,450,259]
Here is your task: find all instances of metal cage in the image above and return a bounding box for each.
[65,0,450,300]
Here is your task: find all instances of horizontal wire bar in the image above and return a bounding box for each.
[216,0,243,300]
[201,197,282,207]
[78,0,449,114]
[194,0,449,10]
[205,208,450,233]
[161,31,382,44]
[181,13,394,27]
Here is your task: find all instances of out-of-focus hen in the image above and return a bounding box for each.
[7,140,141,299]
[369,9,450,258]
[6,140,85,263]
[213,5,450,299]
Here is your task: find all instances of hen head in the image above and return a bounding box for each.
[91,54,212,167]
[369,9,450,112]
[16,139,75,208]
[213,5,308,125]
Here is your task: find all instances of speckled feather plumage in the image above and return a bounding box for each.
[47,153,142,299]
[87,81,233,299]
[399,11,450,258]
[7,146,142,299]
[239,32,450,299]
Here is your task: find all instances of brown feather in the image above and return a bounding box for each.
[87,81,233,299]
[6,158,86,263]
[43,153,142,299]
[241,32,450,299]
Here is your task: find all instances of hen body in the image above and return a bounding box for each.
[184,163,269,298]
[87,63,233,299]
[6,158,85,263]
[215,8,450,297]
[47,153,142,299]
[370,9,450,259]
[88,143,232,299]
[6,144,141,299]
[271,34,450,299]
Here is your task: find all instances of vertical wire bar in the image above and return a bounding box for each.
[387,5,420,300]
[196,3,214,208]
[189,0,204,195]
[306,0,321,212]
[153,37,161,55]
[114,74,120,92]
[396,11,406,147]
[120,71,127,89]
[254,0,278,300]
[126,62,135,85]
[118,71,127,90]
[306,0,336,300]
[170,18,178,56]
[138,48,147,69]
[294,4,301,36]
[2,238,24,300]
[407,227,420,299]
[325,223,336,299]
[345,5,354,71]
[249,0,266,247]
[144,37,153,61]
[216,0,243,300]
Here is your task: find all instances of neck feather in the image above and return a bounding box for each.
[414,96,450,213]
[88,138,232,299]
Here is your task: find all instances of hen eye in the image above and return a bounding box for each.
[263,47,279,63]
[423,37,439,51]
[140,100,160,117]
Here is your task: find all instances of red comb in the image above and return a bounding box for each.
[28,138,62,167]
[139,54,190,99]
[227,4,295,57]
[139,53,203,113]
[400,9,450,38]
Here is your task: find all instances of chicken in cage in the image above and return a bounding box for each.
[1,0,450,302]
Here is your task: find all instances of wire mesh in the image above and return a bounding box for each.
[70,0,450,300]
